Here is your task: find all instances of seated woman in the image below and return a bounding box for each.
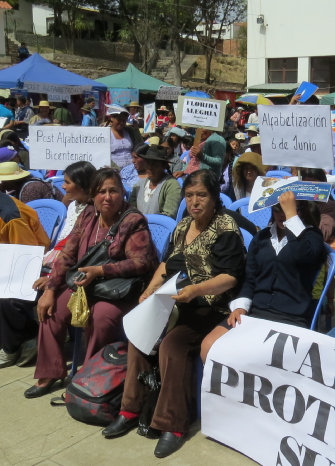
[0,161,63,202]
[34,161,96,290]
[24,168,158,398]
[232,151,267,200]
[201,191,326,363]
[0,193,50,368]
[102,169,245,458]
[129,144,181,219]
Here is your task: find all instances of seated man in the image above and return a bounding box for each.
[0,192,50,368]
[18,42,30,61]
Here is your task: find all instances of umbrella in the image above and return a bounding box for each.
[236,93,273,106]
[184,90,210,98]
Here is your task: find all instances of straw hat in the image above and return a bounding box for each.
[157,105,169,112]
[247,125,259,134]
[249,136,261,146]
[34,100,55,109]
[235,132,246,141]
[0,162,30,181]
[147,136,160,146]
[233,152,267,188]
[126,101,140,108]
[81,104,92,112]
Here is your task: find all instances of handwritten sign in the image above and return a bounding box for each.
[25,81,91,95]
[175,96,226,131]
[0,244,44,300]
[29,126,111,170]
[258,105,334,169]
[144,102,156,133]
[202,316,335,466]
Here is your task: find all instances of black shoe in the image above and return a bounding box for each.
[102,415,138,438]
[154,432,186,458]
[24,379,59,399]
[137,426,160,439]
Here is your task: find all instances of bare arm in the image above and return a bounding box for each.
[139,262,166,303]
[171,273,237,303]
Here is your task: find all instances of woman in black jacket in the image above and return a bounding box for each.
[201,190,326,362]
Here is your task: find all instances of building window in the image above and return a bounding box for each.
[46,17,54,34]
[311,57,335,93]
[268,58,298,83]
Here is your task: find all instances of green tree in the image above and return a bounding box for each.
[194,0,246,84]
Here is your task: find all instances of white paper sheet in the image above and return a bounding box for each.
[123,273,179,355]
[0,244,44,300]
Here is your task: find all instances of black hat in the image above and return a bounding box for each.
[136,144,171,162]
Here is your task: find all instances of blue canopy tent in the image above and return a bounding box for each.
[0,53,107,92]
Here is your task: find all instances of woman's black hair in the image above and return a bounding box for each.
[181,134,194,148]
[182,169,222,212]
[0,131,24,149]
[90,167,124,198]
[300,168,327,182]
[271,200,321,228]
[63,161,96,195]
[133,142,149,156]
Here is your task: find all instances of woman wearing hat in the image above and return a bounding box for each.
[105,104,143,169]
[126,101,141,127]
[129,144,181,219]
[156,105,169,128]
[0,161,63,203]
[29,101,54,126]
[233,151,267,200]
[81,103,94,126]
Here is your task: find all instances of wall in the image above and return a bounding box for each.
[0,11,6,55]
[6,0,33,33]
[32,4,54,36]
[247,0,335,88]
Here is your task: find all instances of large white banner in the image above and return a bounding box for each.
[29,126,111,170]
[202,316,335,466]
[258,105,334,169]
[175,96,226,131]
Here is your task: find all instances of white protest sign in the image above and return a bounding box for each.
[29,126,111,170]
[175,96,226,131]
[123,273,179,355]
[258,104,334,169]
[202,316,335,466]
[144,102,156,133]
[0,244,44,300]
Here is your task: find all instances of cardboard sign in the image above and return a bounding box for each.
[258,105,334,169]
[175,96,226,131]
[0,244,44,301]
[249,177,332,212]
[29,126,111,170]
[202,316,335,466]
[144,102,156,133]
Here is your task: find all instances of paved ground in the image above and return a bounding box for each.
[0,362,256,466]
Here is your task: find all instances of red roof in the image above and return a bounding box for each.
[0,2,12,9]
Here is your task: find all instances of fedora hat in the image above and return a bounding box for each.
[247,125,259,133]
[157,105,169,112]
[136,144,171,162]
[34,100,55,109]
[249,136,261,146]
[126,101,140,108]
[0,161,30,181]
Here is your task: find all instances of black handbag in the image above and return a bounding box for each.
[66,209,145,301]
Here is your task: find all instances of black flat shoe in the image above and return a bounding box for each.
[102,415,138,438]
[24,379,60,399]
[154,432,186,458]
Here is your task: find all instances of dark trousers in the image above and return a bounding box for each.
[34,288,135,380]
[121,305,223,432]
[0,298,38,353]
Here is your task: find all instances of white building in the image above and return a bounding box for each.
[247,0,335,94]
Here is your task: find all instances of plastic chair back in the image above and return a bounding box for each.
[240,227,253,251]
[266,170,292,178]
[27,199,67,248]
[123,182,132,201]
[48,175,65,195]
[177,177,184,187]
[28,170,45,180]
[145,214,177,262]
[176,193,233,223]
[310,244,335,330]
[230,197,271,230]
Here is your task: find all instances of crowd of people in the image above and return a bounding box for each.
[0,92,334,460]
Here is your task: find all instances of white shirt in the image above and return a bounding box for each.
[230,215,306,313]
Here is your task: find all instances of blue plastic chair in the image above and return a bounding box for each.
[310,244,335,330]
[27,199,67,248]
[266,170,292,178]
[240,227,253,251]
[28,170,45,180]
[123,182,132,201]
[229,197,271,230]
[176,193,233,223]
[145,214,177,262]
[48,176,66,196]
